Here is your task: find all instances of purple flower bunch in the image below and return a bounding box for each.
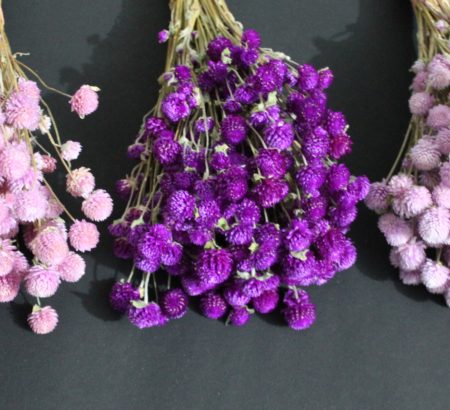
[367,0,450,305]
[111,0,367,330]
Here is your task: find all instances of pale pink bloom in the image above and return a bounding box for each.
[17,78,41,104]
[41,155,57,173]
[24,265,60,298]
[420,259,449,293]
[418,206,450,246]
[432,184,450,208]
[61,140,82,161]
[81,189,113,221]
[411,59,426,74]
[0,272,21,302]
[399,269,421,286]
[408,92,434,116]
[41,218,68,240]
[69,219,99,252]
[364,182,389,213]
[378,213,413,246]
[57,252,86,282]
[14,186,48,222]
[396,238,426,271]
[410,138,441,171]
[418,169,441,189]
[4,89,41,131]
[66,167,95,198]
[32,152,45,170]
[436,128,450,155]
[0,140,31,181]
[387,174,413,197]
[12,250,29,278]
[45,197,64,219]
[411,71,428,92]
[0,196,17,238]
[439,162,450,187]
[426,104,450,129]
[29,227,69,266]
[27,305,58,335]
[38,115,52,134]
[392,185,432,218]
[428,56,450,90]
[0,239,16,277]
[7,168,43,194]
[70,85,99,118]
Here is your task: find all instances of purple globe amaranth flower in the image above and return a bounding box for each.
[188,226,213,246]
[223,284,251,307]
[295,162,327,196]
[226,224,254,245]
[236,198,260,225]
[200,292,228,319]
[161,92,191,123]
[283,288,311,307]
[297,64,319,91]
[281,252,317,286]
[221,115,248,145]
[318,68,334,89]
[208,61,228,83]
[302,126,330,160]
[253,178,289,208]
[229,307,251,326]
[108,220,130,238]
[174,65,192,82]
[347,176,370,201]
[153,136,181,165]
[327,163,351,192]
[249,110,270,129]
[242,29,261,48]
[113,237,134,260]
[218,167,248,202]
[164,190,196,225]
[181,275,207,296]
[283,219,312,252]
[255,223,281,248]
[330,205,358,228]
[195,248,233,287]
[160,243,183,266]
[127,302,168,329]
[161,288,188,319]
[224,99,242,114]
[207,36,233,61]
[127,143,146,159]
[256,149,288,179]
[283,302,316,331]
[330,134,352,159]
[115,178,133,199]
[252,289,279,313]
[109,282,140,313]
[234,84,258,105]
[145,117,167,137]
[264,120,294,150]
[326,110,347,137]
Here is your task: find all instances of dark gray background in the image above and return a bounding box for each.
[1,1,447,409]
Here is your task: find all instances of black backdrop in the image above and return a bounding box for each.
[1,1,448,409]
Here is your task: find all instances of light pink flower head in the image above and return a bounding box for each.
[436,128,450,155]
[396,238,426,271]
[29,227,69,266]
[387,173,413,197]
[0,140,31,181]
[13,250,29,278]
[61,140,82,161]
[4,89,41,131]
[0,239,16,277]
[24,265,60,298]
[69,219,99,252]
[418,169,441,189]
[378,213,414,246]
[399,269,421,286]
[66,167,95,198]
[45,197,64,219]
[81,189,113,222]
[411,59,426,74]
[57,252,86,282]
[426,104,450,129]
[410,138,441,171]
[27,305,58,335]
[7,168,43,194]
[392,185,432,218]
[364,182,390,213]
[408,92,434,116]
[0,271,21,302]
[428,56,450,90]
[0,197,17,238]
[418,206,450,246]
[14,186,48,222]
[439,162,450,187]
[41,155,57,173]
[411,71,428,92]
[17,78,41,104]
[420,259,449,293]
[432,184,450,208]
[70,85,99,118]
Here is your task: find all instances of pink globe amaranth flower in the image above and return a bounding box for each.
[13,250,29,278]
[396,238,426,271]
[70,85,99,118]
[29,227,69,266]
[378,213,413,247]
[412,71,428,92]
[0,271,21,302]
[66,167,95,198]
[409,138,441,171]
[61,140,82,161]
[69,219,100,252]
[432,184,450,208]
[426,104,450,129]
[81,189,113,222]
[408,92,434,116]
[436,128,450,155]
[440,162,450,187]
[27,305,58,335]
[41,154,57,173]
[365,182,389,214]
[45,197,64,219]
[399,269,421,286]
[17,78,41,104]
[8,167,43,194]
[419,169,441,189]
[411,59,426,74]
[0,140,31,181]
[392,185,432,218]
[420,259,449,294]
[418,206,450,246]
[14,186,48,222]
[387,173,413,197]
[56,252,86,282]
[0,239,16,277]
[428,57,450,90]
[4,89,41,131]
[24,265,60,298]
[0,196,17,237]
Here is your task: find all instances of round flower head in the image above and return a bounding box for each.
[61,140,82,161]
[426,104,450,129]
[242,29,261,48]
[195,249,233,287]
[296,163,327,196]
[164,190,195,225]
[436,128,450,155]
[440,162,450,187]
[66,167,95,198]
[127,302,168,329]
[392,185,432,218]
[264,120,294,150]
[200,292,228,319]
[27,306,59,335]
[0,140,31,181]
[421,259,449,293]
[221,115,247,145]
[418,207,450,246]
[399,269,422,286]
[408,92,434,116]
[428,56,450,90]
[283,301,316,331]
[162,92,190,123]
[365,182,389,213]
[29,227,69,266]
[256,149,287,179]
[158,29,169,43]
[0,239,15,277]
[70,85,99,118]
[253,178,288,208]
[56,252,85,282]
[69,220,100,252]
[153,136,181,165]
[396,238,426,271]
[14,186,48,223]
[82,189,113,222]
[388,173,414,197]
[161,288,189,319]
[5,89,40,131]
[24,265,60,298]
[17,78,41,103]
[412,71,428,92]
[377,213,413,247]
[297,64,319,91]
[109,282,140,313]
[410,138,441,171]
[252,289,279,313]
[0,272,21,302]
[223,284,251,307]
[229,307,250,326]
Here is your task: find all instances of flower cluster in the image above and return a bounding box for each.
[367,0,450,306]
[111,0,367,330]
[0,11,112,334]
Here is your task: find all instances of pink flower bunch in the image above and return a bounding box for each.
[0,67,110,332]
[366,8,450,306]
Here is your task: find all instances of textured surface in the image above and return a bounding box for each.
[1,1,448,409]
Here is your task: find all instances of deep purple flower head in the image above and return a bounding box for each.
[194,178,217,200]
[108,220,130,238]
[226,224,254,245]
[127,302,168,329]
[173,171,198,191]
[255,223,281,248]
[161,288,188,319]
[252,289,279,313]
[283,302,316,330]
[283,219,312,252]
[302,126,330,160]
[109,282,140,313]
[229,307,250,326]
[195,248,233,287]
[327,163,351,192]
[264,120,294,150]
[236,199,260,225]
[221,115,248,145]
[347,175,370,201]
[256,149,288,179]
[188,225,213,246]
[134,254,160,274]
[211,151,231,171]
[174,65,191,82]
[158,30,169,44]
[241,274,280,298]
[162,92,191,123]
[207,36,233,61]
[235,84,258,105]
[223,284,251,307]
[197,199,221,228]
[195,118,214,136]
[281,252,317,286]
[160,243,183,266]
[296,97,326,127]
[164,190,195,225]
[153,137,181,165]
[295,162,327,196]
[297,64,319,91]
[330,134,352,159]
[283,288,311,307]
[255,62,283,93]
[127,143,146,159]
[208,61,228,83]
[315,229,355,271]
[113,237,134,260]
[224,99,242,114]
[219,167,248,202]
[239,48,259,68]
[249,111,269,129]
[303,196,328,221]
[253,178,288,208]
[115,178,133,200]
[318,68,334,89]
[242,29,261,48]
[181,275,207,296]
[326,110,347,137]
[200,292,228,319]
[198,72,215,92]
